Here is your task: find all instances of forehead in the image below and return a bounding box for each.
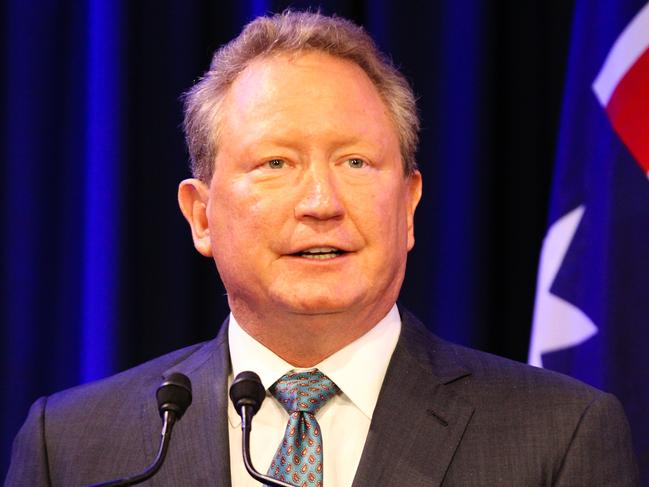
[218,51,398,148]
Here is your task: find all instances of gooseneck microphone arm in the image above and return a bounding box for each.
[88,373,193,487]
[229,371,297,487]
[90,411,175,487]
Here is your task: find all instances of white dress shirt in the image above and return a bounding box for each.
[227,304,401,487]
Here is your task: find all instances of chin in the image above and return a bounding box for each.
[276,291,361,316]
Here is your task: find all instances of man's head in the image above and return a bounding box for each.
[182,10,420,182]
[178,11,422,364]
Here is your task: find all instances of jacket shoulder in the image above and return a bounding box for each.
[47,341,209,415]
[400,307,604,404]
[398,308,639,485]
[451,339,603,401]
[5,340,222,486]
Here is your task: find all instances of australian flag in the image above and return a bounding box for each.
[528,0,649,481]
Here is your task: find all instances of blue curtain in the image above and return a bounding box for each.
[1,0,579,478]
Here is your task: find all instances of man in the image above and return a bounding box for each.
[5,10,638,487]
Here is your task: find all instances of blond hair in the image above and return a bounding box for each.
[183,10,419,181]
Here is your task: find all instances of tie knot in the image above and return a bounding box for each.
[270,369,339,415]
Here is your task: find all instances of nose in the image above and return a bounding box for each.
[294,164,344,221]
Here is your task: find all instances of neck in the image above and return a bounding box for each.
[230,301,394,367]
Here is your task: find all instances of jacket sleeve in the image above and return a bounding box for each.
[554,392,639,487]
[4,397,52,487]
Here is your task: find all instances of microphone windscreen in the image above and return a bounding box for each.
[157,373,193,419]
[230,371,266,415]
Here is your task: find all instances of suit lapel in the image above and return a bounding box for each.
[135,311,473,486]
[352,310,475,487]
[144,321,232,486]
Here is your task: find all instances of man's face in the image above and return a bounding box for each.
[184,51,421,321]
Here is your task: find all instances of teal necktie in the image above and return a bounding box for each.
[267,370,340,486]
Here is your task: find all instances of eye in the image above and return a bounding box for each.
[347,158,366,169]
[266,159,285,169]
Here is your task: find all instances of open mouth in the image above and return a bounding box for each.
[293,247,346,260]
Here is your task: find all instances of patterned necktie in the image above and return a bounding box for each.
[267,369,340,487]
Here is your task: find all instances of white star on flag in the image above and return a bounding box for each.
[528,206,598,367]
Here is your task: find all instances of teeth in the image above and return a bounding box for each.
[299,247,342,259]
[302,253,339,260]
[302,247,339,254]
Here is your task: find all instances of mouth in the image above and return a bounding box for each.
[291,246,347,260]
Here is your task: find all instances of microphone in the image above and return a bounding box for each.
[89,373,193,487]
[229,371,297,487]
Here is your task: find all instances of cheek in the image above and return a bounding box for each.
[208,181,292,251]
[207,182,251,248]
[366,186,409,235]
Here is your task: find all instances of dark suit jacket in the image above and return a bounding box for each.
[5,310,639,486]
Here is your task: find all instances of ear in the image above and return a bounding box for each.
[405,170,422,251]
[178,178,212,257]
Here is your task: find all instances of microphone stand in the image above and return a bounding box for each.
[239,404,297,487]
[229,370,297,487]
[87,372,192,487]
[89,410,177,487]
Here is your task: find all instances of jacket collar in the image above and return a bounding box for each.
[138,309,475,487]
[352,308,475,487]
[142,319,232,486]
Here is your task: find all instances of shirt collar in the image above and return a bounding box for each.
[228,314,295,391]
[228,304,401,421]
[316,305,400,419]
